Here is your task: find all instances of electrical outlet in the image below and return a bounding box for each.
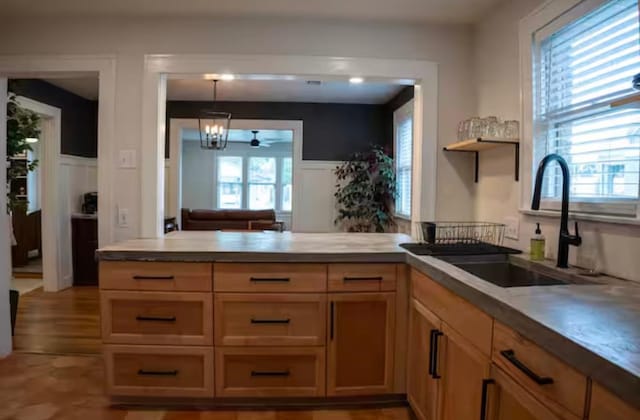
[504,216,519,240]
[118,207,129,227]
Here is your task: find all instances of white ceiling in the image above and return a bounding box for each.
[39,77,407,104]
[0,0,500,24]
[168,79,405,104]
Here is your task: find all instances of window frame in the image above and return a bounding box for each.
[393,99,414,219]
[520,0,640,223]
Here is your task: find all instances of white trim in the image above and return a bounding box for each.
[0,54,117,356]
[520,208,640,226]
[15,97,64,292]
[393,99,414,219]
[143,54,438,238]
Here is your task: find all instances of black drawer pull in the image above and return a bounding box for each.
[132,275,175,280]
[250,277,290,283]
[500,349,554,385]
[137,369,178,376]
[136,315,177,322]
[251,318,291,324]
[251,370,290,377]
[343,276,383,282]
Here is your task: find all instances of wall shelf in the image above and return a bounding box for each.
[443,138,519,183]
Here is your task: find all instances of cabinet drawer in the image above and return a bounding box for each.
[100,261,212,292]
[215,293,326,346]
[214,263,326,292]
[411,269,492,355]
[492,321,587,418]
[101,291,213,346]
[215,347,325,397]
[328,264,397,292]
[104,345,214,398]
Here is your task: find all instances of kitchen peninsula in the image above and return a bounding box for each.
[97,231,640,419]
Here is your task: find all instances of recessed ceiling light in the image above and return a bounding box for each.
[221,74,235,81]
[25,138,39,143]
[349,77,364,84]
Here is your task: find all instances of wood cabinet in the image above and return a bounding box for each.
[589,382,640,420]
[407,298,441,420]
[327,292,396,396]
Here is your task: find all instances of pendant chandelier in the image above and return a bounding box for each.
[199,79,232,150]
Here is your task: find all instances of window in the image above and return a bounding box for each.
[281,157,293,211]
[533,0,640,216]
[248,157,276,210]
[215,155,292,212]
[394,101,413,218]
[217,156,243,209]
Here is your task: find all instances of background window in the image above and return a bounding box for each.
[248,157,276,210]
[534,0,639,216]
[217,156,243,209]
[394,101,413,218]
[281,157,292,211]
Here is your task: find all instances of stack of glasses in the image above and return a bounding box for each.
[457,117,520,141]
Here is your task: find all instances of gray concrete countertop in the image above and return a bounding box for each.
[97,231,640,408]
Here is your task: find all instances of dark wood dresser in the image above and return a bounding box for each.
[71,214,98,286]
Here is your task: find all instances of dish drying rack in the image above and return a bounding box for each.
[417,222,505,246]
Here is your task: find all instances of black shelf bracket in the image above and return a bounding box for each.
[443,139,519,183]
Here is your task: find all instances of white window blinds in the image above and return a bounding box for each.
[394,101,413,218]
[534,0,640,216]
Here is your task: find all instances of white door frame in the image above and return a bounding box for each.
[168,118,302,229]
[14,96,65,292]
[0,55,116,357]
[142,54,439,238]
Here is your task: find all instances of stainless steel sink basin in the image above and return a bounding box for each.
[435,254,596,288]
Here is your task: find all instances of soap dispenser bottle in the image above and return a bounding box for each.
[530,223,545,261]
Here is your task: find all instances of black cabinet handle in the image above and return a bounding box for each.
[343,276,383,282]
[251,318,290,324]
[251,370,290,377]
[137,369,178,376]
[428,329,437,376]
[500,350,554,385]
[480,379,495,420]
[136,315,176,322]
[430,330,443,379]
[330,301,335,340]
[132,275,174,280]
[250,277,290,283]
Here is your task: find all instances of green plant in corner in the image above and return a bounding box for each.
[6,94,40,212]
[334,145,396,232]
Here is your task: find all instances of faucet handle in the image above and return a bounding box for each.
[574,221,580,238]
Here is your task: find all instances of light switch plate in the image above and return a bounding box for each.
[119,149,137,168]
[118,207,129,227]
[504,216,519,240]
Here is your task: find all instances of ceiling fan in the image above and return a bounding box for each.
[250,130,283,148]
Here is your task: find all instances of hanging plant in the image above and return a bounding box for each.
[334,145,396,233]
[6,94,40,212]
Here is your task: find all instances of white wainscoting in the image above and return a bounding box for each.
[58,155,97,288]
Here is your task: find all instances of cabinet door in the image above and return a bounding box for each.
[589,382,640,420]
[439,324,491,420]
[483,364,570,420]
[327,292,395,396]
[407,298,441,420]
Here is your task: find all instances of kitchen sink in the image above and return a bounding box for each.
[435,254,595,288]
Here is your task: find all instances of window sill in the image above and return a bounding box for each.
[394,215,411,222]
[519,208,640,227]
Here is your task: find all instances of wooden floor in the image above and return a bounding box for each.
[3,287,411,419]
[12,286,102,354]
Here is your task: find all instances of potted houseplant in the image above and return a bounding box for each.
[334,145,396,232]
[6,93,40,335]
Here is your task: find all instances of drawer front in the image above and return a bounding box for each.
[215,294,326,346]
[411,269,492,355]
[492,321,587,418]
[104,345,214,398]
[100,261,212,292]
[215,347,325,397]
[328,264,397,292]
[214,263,327,292]
[101,291,213,346]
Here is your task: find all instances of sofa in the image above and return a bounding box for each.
[180,208,284,231]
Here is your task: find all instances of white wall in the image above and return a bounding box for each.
[0,16,477,242]
[473,0,640,282]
